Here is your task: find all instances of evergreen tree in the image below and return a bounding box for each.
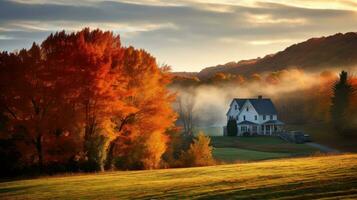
[227,118,238,136]
[330,71,353,132]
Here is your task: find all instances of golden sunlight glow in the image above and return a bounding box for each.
[188,0,357,11]
[11,0,357,11]
[245,14,308,25]
[248,39,295,45]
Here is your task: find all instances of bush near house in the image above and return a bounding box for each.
[227,118,238,136]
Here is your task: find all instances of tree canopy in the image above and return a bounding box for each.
[0,28,176,172]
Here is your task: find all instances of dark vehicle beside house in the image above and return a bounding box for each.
[279,131,311,143]
[292,132,306,144]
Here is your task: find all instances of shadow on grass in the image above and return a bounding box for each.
[195,178,357,200]
[0,185,38,194]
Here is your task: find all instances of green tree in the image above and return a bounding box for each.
[330,70,354,132]
[227,118,238,136]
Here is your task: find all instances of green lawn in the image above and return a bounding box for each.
[1,154,356,199]
[210,136,319,154]
[193,128,325,162]
[213,147,290,162]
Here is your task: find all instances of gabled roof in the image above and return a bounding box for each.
[232,98,246,108]
[232,98,277,115]
[227,98,248,115]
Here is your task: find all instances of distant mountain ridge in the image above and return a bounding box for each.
[175,32,357,80]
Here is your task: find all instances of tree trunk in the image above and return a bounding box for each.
[35,134,44,172]
[105,139,117,170]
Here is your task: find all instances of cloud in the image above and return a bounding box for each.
[245,13,308,25]
[0,0,356,71]
[3,20,178,37]
[248,39,295,45]
[0,35,14,40]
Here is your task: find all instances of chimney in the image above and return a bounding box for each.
[258,95,262,99]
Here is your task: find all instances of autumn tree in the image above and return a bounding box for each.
[232,74,245,85]
[162,127,194,168]
[179,132,215,167]
[265,72,281,85]
[0,43,79,170]
[141,131,168,169]
[250,73,262,82]
[0,28,176,173]
[41,29,176,171]
[40,29,137,171]
[106,48,177,170]
[212,72,227,83]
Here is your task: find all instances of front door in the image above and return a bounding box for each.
[266,125,270,135]
[252,125,257,134]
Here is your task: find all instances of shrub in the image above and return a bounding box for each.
[179,132,215,167]
[227,118,238,136]
[163,128,193,168]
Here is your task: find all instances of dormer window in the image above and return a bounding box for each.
[235,105,238,110]
[243,115,246,120]
[255,115,257,120]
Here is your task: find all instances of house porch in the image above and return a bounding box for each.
[237,120,284,136]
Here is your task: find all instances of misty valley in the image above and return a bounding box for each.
[1,1,357,198]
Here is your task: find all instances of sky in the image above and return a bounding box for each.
[0,0,357,72]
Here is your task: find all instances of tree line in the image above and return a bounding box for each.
[0,28,214,176]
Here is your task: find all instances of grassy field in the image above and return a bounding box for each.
[210,136,319,162]
[1,154,356,199]
[211,136,317,153]
[213,148,290,162]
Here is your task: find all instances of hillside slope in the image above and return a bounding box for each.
[197,32,357,79]
[1,154,356,199]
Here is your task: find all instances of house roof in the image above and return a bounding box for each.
[233,98,277,115]
[237,120,259,125]
[263,120,284,125]
[233,98,246,108]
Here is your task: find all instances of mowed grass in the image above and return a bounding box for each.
[213,148,290,162]
[1,154,357,200]
[211,136,318,154]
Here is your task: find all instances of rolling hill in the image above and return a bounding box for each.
[1,154,356,199]
[175,32,357,80]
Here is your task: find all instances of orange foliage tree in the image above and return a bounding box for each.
[108,48,177,170]
[41,29,137,170]
[0,28,176,172]
[0,43,81,169]
[179,132,215,167]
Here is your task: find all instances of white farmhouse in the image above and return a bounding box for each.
[225,96,284,136]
